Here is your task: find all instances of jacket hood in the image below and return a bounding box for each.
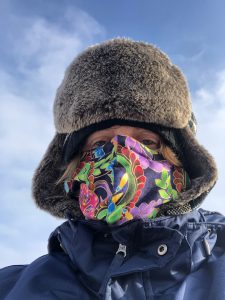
[31,37,218,219]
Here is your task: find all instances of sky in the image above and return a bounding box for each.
[0,0,225,268]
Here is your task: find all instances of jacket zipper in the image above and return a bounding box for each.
[99,243,127,299]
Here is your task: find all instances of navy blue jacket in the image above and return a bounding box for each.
[1,208,225,300]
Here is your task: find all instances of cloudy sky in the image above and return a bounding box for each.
[0,0,225,268]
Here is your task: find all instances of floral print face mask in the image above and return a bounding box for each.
[64,135,191,225]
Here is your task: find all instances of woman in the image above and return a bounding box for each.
[1,38,225,300]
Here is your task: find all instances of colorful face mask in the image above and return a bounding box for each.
[64,135,191,225]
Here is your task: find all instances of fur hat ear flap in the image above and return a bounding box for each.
[159,126,218,215]
[177,127,218,204]
[31,133,83,219]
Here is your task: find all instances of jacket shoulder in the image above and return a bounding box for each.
[0,264,27,299]
[0,253,81,299]
[199,208,225,223]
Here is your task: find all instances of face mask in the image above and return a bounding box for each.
[64,135,191,225]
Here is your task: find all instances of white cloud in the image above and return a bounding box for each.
[193,70,225,213]
[0,8,105,268]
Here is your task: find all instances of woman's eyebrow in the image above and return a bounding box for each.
[138,130,158,136]
[86,131,112,141]
[93,129,113,136]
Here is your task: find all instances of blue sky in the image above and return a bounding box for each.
[0,0,225,267]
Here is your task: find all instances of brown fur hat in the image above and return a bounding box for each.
[32,38,218,219]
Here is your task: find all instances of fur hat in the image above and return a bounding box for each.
[32,38,218,219]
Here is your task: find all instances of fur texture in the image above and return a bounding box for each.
[31,38,218,219]
[32,133,83,219]
[54,38,192,133]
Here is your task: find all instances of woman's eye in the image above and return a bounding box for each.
[92,140,106,147]
[141,139,159,149]
[142,139,155,145]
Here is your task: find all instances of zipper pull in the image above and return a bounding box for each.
[116,243,127,257]
[99,243,127,296]
[203,238,211,256]
[203,228,212,257]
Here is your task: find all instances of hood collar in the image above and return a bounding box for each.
[48,209,214,296]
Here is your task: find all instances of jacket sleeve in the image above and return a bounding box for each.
[0,265,27,299]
